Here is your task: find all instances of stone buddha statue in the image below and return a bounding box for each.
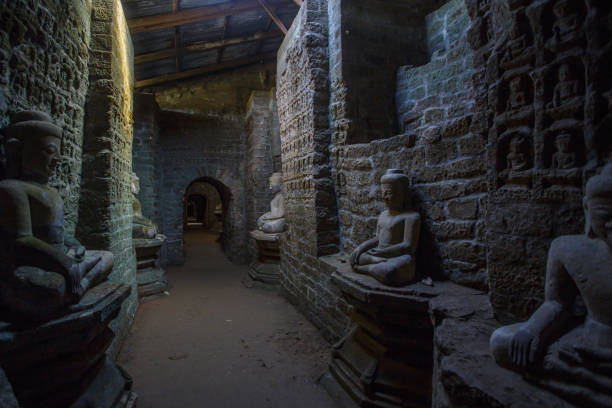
[257,172,286,234]
[0,111,114,322]
[549,63,581,109]
[490,163,612,404]
[506,135,530,171]
[349,169,421,286]
[552,132,577,169]
[131,172,160,239]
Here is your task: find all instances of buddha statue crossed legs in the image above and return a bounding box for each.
[0,111,113,322]
[350,169,421,287]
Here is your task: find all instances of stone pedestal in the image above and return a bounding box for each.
[134,237,168,301]
[0,283,137,408]
[248,230,281,284]
[429,291,573,408]
[321,257,485,408]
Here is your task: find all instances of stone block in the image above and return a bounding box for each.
[447,197,479,219]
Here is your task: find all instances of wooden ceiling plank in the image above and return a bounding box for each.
[256,0,287,35]
[217,15,230,64]
[135,53,277,88]
[134,31,282,65]
[129,0,286,33]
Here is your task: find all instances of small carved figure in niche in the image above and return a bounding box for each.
[548,0,580,49]
[257,173,286,233]
[552,133,577,169]
[507,76,528,111]
[502,21,528,65]
[506,135,530,171]
[490,164,612,404]
[350,169,421,287]
[0,111,113,321]
[132,172,163,239]
[548,63,581,109]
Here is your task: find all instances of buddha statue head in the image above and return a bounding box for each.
[380,169,411,211]
[4,110,62,183]
[268,172,282,194]
[584,163,612,250]
[131,172,140,195]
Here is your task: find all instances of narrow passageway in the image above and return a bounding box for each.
[118,230,336,408]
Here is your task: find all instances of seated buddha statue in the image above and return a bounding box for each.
[350,169,421,286]
[490,163,612,404]
[257,172,286,234]
[0,111,114,322]
[131,172,161,239]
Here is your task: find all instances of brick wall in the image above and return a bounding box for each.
[158,111,248,265]
[426,0,471,58]
[0,0,92,234]
[77,0,137,357]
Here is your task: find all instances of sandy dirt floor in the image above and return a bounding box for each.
[118,229,337,408]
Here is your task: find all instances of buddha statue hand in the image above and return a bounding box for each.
[509,327,540,367]
[67,245,86,262]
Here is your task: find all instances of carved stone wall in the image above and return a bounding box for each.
[465,0,612,322]
[133,92,162,227]
[158,111,247,265]
[77,0,137,358]
[246,90,278,260]
[277,0,348,341]
[0,0,92,234]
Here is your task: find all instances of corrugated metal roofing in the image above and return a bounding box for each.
[121,0,299,85]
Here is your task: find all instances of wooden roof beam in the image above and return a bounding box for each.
[128,0,288,33]
[135,53,277,88]
[134,31,282,65]
[257,0,287,34]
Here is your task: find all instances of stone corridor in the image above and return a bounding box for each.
[118,230,335,408]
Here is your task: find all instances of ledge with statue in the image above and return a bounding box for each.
[319,167,610,408]
[318,169,481,408]
[0,111,136,407]
[131,172,168,301]
[427,165,612,408]
[249,172,286,285]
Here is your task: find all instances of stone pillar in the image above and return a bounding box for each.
[77,0,137,358]
[133,93,161,227]
[246,90,277,261]
[277,0,347,339]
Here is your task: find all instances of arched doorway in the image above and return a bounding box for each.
[181,177,230,255]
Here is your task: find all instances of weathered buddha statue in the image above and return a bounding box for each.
[506,135,530,171]
[552,132,577,169]
[131,172,160,239]
[350,169,421,286]
[547,0,580,50]
[257,172,286,234]
[0,111,114,322]
[549,63,581,109]
[507,76,528,111]
[490,163,612,403]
